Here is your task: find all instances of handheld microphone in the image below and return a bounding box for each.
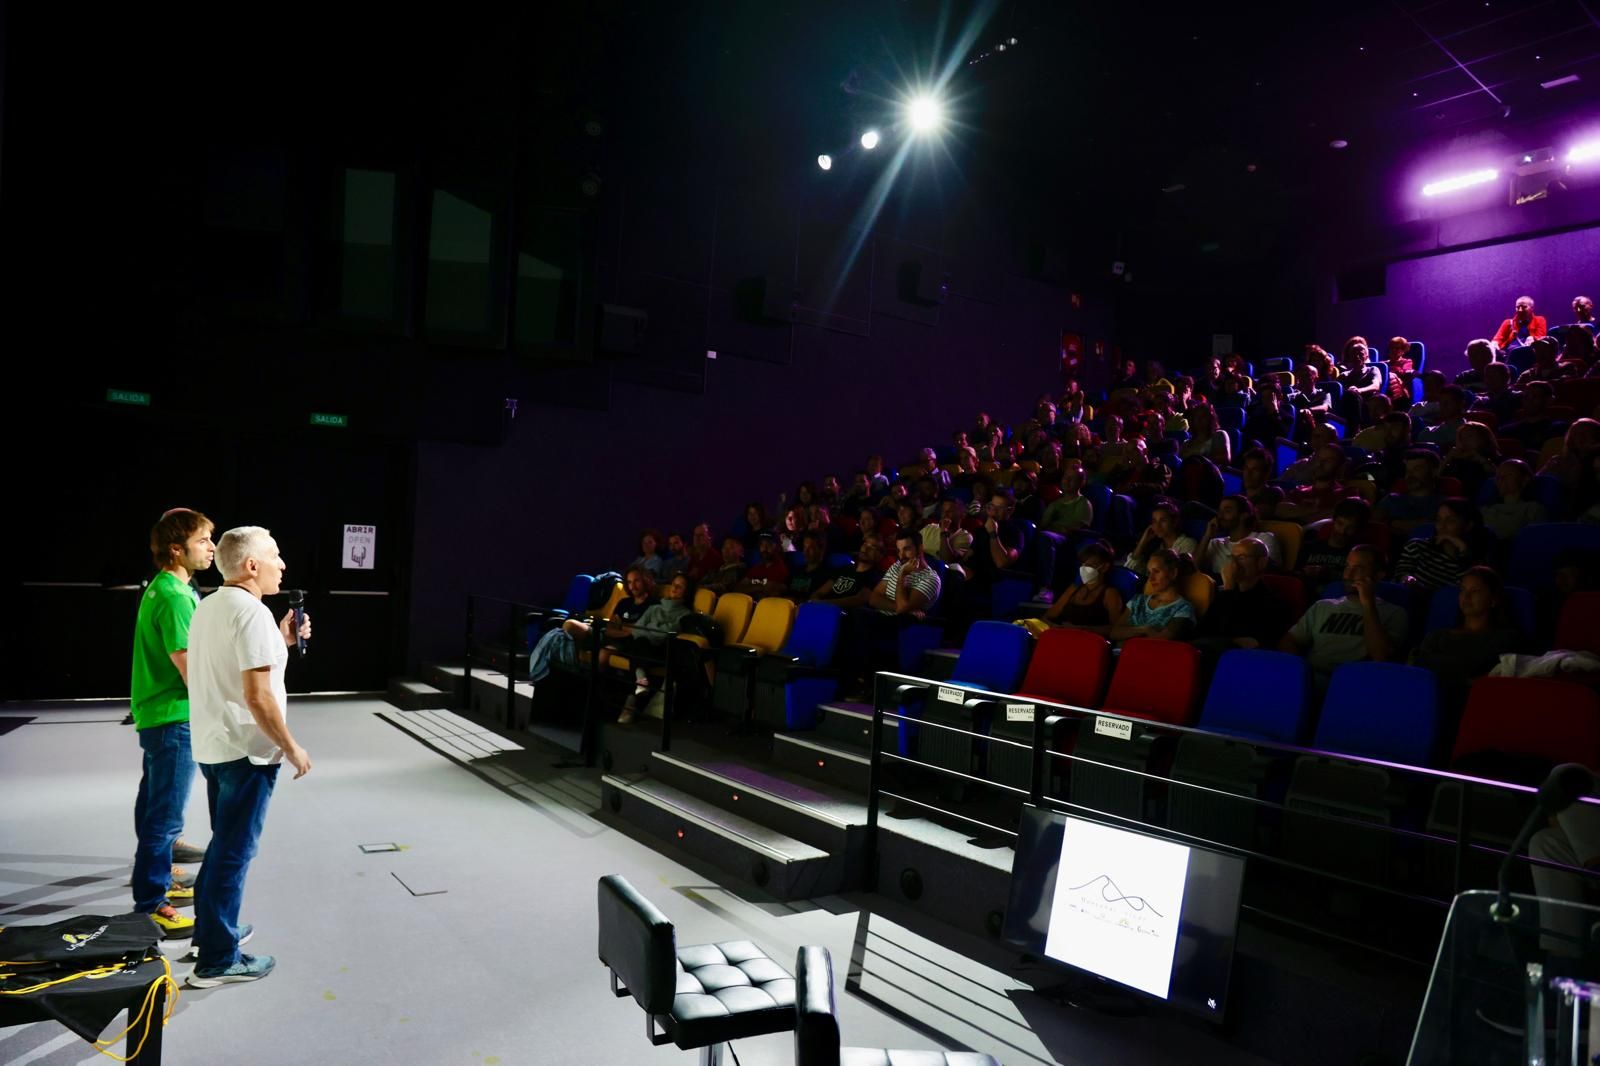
[287,589,308,658]
[1494,763,1595,922]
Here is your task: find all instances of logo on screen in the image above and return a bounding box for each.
[1065,874,1166,917]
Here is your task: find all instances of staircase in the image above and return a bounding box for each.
[602,746,870,901]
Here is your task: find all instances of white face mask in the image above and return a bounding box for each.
[1079,565,1101,585]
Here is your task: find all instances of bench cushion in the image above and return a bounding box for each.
[670,939,795,1048]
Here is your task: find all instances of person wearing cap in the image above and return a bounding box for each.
[735,531,791,599]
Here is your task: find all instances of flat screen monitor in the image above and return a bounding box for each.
[1002,804,1246,1019]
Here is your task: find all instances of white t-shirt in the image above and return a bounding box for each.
[188,587,289,765]
[1202,530,1282,574]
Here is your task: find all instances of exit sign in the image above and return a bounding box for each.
[309,412,349,428]
[107,389,151,406]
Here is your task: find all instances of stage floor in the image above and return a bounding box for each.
[0,696,1278,1066]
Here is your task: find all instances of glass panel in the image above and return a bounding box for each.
[339,169,396,320]
[425,190,494,336]
[514,209,580,348]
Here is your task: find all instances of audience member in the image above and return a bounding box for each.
[1393,498,1487,592]
[1339,336,1381,398]
[1385,336,1416,403]
[1181,402,1232,465]
[612,574,695,724]
[1493,295,1547,352]
[1499,381,1559,450]
[842,471,875,511]
[1195,536,1293,652]
[1297,498,1373,586]
[1039,540,1126,629]
[1411,566,1522,722]
[921,498,975,578]
[659,533,689,581]
[969,488,1026,592]
[1199,494,1282,572]
[1122,498,1198,574]
[1103,549,1196,643]
[1280,546,1407,688]
[736,533,791,598]
[1416,385,1468,447]
[1570,294,1597,334]
[740,503,770,555]
[786,530,832,601]
[1351,394,1395,449]
[1470,362,1521,425]
[703,537,747,594]
[1375,450,1445,534]
[811,537,884,609]
[684,524,723,583]
[1277,444,1350,523]
[1453,339,1497,387]
[1544,417,1600,494]
[865,455,890,496]
[1481,459,1548,541]
[631,529,666,579]
[837,531,943,697]
[776,506,806,552]
[1442,421,1499,499]
[1516,335,1581,386]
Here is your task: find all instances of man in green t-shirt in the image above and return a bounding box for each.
[130,508,215,938]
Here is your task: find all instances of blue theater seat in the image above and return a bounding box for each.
[1422,582,1536,640]
[752,603,846,732]
[915,621,1033,780]
[1314,661,1439,766]
[1167,651,1311,851]
[1510,524,1600,590]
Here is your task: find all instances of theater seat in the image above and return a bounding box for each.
[916,622,1033,782]
[1259,574,1307,625]
[712,598,798,721]
[1167,651,1311,851]
[693,588,717,615]
[751,603,845,731]
[1068,639,1201,824]
[1556,591,1600,654]
[1257,520,1303,572]
[1281,662,1441,884]
[1511,524,1600,591]
[1181,572,1215,618]
[597,874,795,1059]
[1450,677,1600,775]
[989,628,1113,791]
[1421,582,1535,640]
[795,946,998,1066]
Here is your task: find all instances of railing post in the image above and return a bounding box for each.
[659,642,676,754]
[1453,783,1474,896]
[462,595,475,710]
[505,602,518,730]
[1029,702,1047,804]
[864,676,884,893]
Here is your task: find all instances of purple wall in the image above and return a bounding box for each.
[1316,222,1600,378]
[405,271,1097,666]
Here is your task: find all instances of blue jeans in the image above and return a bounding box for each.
[193,759,279,969]
[132,721,195,913]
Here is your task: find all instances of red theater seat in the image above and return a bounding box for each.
[1016,628,1112,709]
[1451,677,1600,773]
[1101,638,1201,726]
[1555,592,1600,655]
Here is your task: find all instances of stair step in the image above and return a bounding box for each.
[601,774,838,899]
[773,733,872,794]
[648,751,867,855]
[816,701,877,747]
[385,677,453,711]
[422,661,468,698]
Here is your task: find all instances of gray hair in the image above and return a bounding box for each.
[1236,536,1269,560]
[216,526,274,580]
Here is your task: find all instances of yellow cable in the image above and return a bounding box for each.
[0,954,178,1062]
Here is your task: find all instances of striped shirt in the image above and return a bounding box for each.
[1393,538,1471,591]
[881,560,942,612]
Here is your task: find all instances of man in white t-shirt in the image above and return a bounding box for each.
[184,526,312,988]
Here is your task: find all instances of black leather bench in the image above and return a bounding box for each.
[597,874,796,1065]
[795,945,1001,1066]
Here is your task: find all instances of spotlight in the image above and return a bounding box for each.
[860,129,880,150]
[1420,168,1499,196]
[907,93,944,134]
[1568,141,1600,164]
[817,154,833,171]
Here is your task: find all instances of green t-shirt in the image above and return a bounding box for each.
[130,571,198,730]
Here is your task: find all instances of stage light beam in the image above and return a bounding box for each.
[860,129,880,150]
[1420,168,1499,197]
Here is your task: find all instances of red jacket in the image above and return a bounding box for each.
[1494,315,1547,349]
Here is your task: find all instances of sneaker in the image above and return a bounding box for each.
[185,953,275,988]
[182,924,252,962]
[172,840,207,864]
[167,882,195,902]
[616,708,635,725]
[149,904,194,939]
[171,865,197,889]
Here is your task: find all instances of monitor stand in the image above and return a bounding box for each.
[1018,960,1146,1017]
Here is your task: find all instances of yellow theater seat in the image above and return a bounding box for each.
[729,597,797,655]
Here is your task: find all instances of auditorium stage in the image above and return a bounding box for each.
[0,696,1279,1066]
